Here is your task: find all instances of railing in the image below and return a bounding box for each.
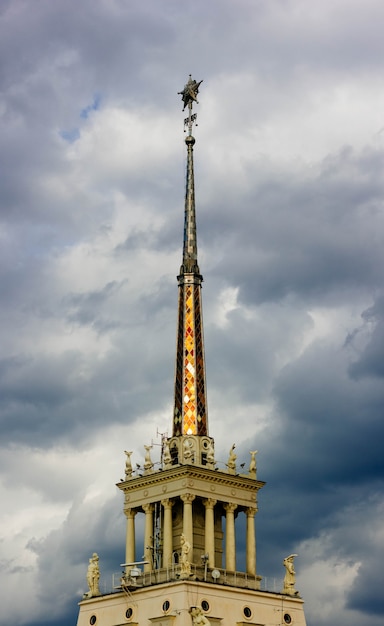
[110,565,276,594]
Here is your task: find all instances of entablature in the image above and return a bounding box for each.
[117,464,265,510]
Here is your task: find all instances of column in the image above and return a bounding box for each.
[203,499,217,568]
[224,502,237,572]
[245,507,257,576]
[161,499,174,569]
[181,493,195,552]
[125,508,137,566]
[142,503,154,573]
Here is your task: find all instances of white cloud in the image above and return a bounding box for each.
[299,544,360,625]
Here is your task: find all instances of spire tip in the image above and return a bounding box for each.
[178,76,203,135]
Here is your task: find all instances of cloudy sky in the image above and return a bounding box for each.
[1,0,384,624]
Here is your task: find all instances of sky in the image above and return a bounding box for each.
[0,0,384,625]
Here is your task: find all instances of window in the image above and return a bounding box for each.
[163,600,170,612]
[126,607,133,619]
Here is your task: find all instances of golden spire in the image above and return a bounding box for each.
[173,76,208,437]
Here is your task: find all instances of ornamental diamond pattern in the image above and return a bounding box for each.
[173,280,207,437]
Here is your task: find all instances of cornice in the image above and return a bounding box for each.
[117,464,265,493]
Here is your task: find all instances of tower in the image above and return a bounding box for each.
[75,77,307,626]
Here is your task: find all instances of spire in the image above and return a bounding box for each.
[173,76,208,437]
[181,133,199,274]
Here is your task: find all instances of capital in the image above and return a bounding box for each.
[161,498,175,509]
[202,498,217,509]
[181,493,196,504]
[223,502,238,514]
[142,503,154,514]
[245,507,257,518]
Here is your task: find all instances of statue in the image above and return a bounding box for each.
[143,444,154,473]
[227,444,237,473]
[190,606,210,626]
[163,440,172,469]
[85,553,101,598]
[282,554,299,596]
[183,438,193,461]
[249,450,258,477]
[206,440,215,465]
[178,75,203,111]
[180,533,191,576]
[124,450,133,478]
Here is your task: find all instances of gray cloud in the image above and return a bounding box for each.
[200,146,384,306]
[349,295,384,379]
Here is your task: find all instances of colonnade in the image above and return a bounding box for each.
[124,495,257,576]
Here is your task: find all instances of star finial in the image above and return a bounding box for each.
[178,75,203,134]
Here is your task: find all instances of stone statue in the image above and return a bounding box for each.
[183,438,193,461]
[249,450,258,477]
[124,450,133,478]
[144,444,154,473]
[85,553,101,598]
[206,440,215,465]
[178,75,203,111]
[227,444,237,473]
[163,440,172,469]
[180,533,191,576]
[190,606,210,626]
[282,554,299,596]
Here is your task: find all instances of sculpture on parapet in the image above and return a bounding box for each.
[190,606,210,626]
[282,554,299,596]
[249,450,258,478]
[124,450,133,478]
[85,553,101,598]
[163,440,172,469]
[180,533,191,577]
[143,444,154,474]
[206,440,215,466]
[183,438,194,462]
[227,443,237,474]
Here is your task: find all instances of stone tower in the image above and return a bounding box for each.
[75,77,307,626]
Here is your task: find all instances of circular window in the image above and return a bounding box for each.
[163,600,170,612]
[201,600,210,612]
[89,617,97,625]
[126,607,133,619]
[284,614,292,624]
[243,606,252,618]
